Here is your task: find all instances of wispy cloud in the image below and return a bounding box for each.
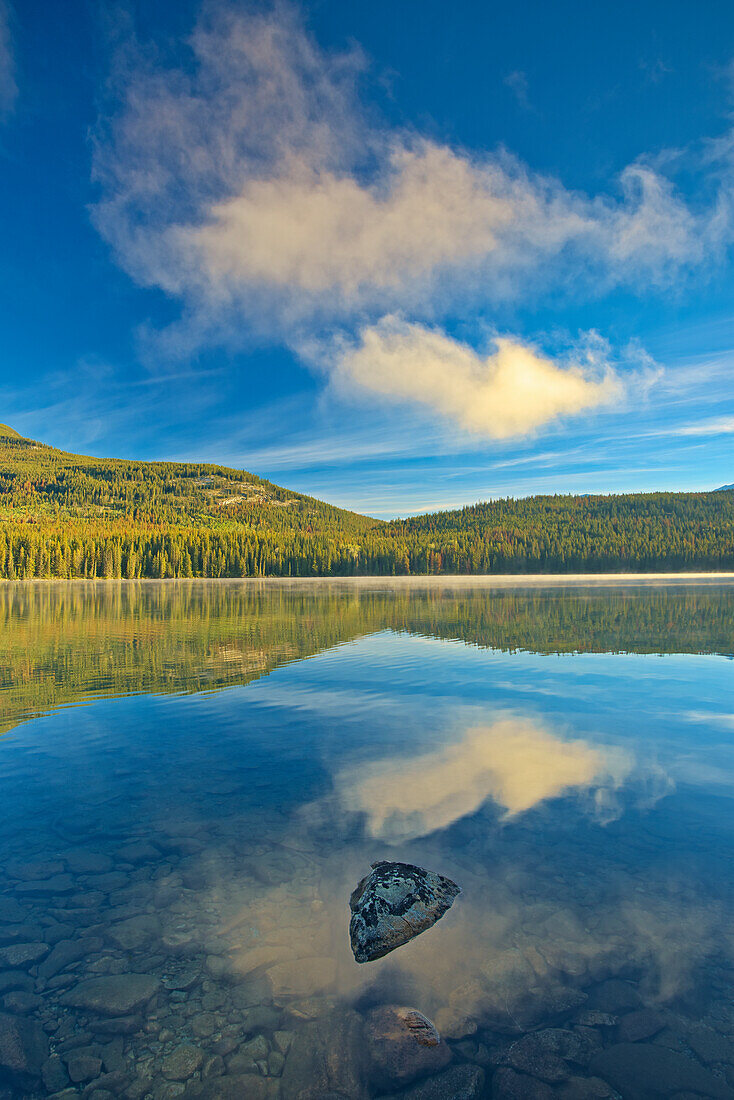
[631,408,734,439]
[0,1,17,117]
[639,57,673,86]
[504,69,534,112]
[234,433,416,472]
[668,415,734,436]
[0,358,224,456]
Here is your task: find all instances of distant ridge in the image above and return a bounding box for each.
[716,483,734,491]
[0,424,21,439]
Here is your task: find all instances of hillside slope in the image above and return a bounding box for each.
[0,428,733,577]
[0,430,374,532]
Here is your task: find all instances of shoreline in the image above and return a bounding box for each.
[2,572,734,587]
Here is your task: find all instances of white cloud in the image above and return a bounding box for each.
[186,143,514,300]
[89,6,734,442]
[331,316,622,437]
[92,5,729,338]
[333,716,633,840]
[0,1,17,117]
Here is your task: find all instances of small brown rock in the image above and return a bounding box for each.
[366,1005,452,1090]
[162,1044,204,1081]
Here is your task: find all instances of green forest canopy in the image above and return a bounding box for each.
[0,429,732,577]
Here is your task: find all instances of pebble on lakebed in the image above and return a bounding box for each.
[349,860,461,963]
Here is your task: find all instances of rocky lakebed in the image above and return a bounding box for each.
[0,820,733,1100]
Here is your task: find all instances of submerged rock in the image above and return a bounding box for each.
[366,1005,452,1090]
[492,1067,554,1100]
[615,1008,665,1042]
[0,941,48,968]
[162,1043,205,1081]
[280,1008,368,1099]
[589,1043,734,1099]
[349,861,460,963]
[183,1076,275,1100]
[0,1011,49,1089]
[377,1064,485,1100]
[61,973,160,1016]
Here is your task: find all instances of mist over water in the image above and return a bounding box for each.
[0,580,732,1098]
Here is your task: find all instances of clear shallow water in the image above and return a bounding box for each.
[0,580,733,1100]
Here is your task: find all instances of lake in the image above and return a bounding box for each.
[0,579,733,1099]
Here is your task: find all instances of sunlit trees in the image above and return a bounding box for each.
[0,434,732,577]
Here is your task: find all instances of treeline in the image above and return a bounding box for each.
[0,524,381,578]
[0,433,733,576]
[1,503,733,578]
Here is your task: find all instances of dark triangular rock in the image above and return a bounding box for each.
[349,860,460,963]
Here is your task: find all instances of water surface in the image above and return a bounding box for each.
[0,580,733,1099]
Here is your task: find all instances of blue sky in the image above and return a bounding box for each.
[1,0,733,516]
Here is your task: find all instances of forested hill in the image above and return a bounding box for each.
[0,427,732,577]
[381,493,734,573]
[0,429,378,577]
[0,429,373,532]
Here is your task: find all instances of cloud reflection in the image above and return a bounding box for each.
[334,716,633,840]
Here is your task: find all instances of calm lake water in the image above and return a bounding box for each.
[0,580,733,1100]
